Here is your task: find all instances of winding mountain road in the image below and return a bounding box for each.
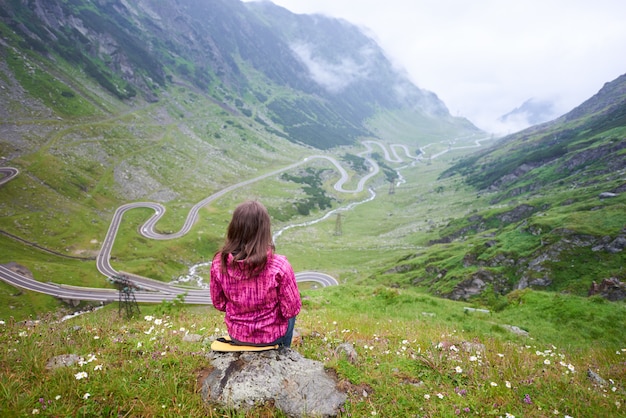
[0,137,488,305]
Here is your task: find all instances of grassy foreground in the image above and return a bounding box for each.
[0,285,623,417]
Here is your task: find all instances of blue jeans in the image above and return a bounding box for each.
[277,316,296,348]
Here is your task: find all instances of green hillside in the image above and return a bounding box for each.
[0,286,623,417]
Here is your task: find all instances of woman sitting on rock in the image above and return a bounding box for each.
[210,200,301,347]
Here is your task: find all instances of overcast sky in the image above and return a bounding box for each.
[246,0,626,134]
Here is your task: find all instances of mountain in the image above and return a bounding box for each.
[1,0,624,319]
[0,0,478,150]
[381,74,626,300]
[498,97,557,130]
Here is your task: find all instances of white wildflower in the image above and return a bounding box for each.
[74,371,88,380]
[83,393,90,400]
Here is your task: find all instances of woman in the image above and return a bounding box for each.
[210,200,301,347]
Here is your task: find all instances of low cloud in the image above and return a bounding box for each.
[290,42,373,93]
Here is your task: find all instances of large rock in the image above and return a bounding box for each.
[200,348,346,417]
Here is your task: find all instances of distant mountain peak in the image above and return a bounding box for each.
[498,98,557,130]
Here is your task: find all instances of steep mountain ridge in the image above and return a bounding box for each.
[0,0,478,149]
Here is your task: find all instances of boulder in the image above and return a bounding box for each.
[46,354,82,370]
[588,278,626,301]
[200,348,346,417]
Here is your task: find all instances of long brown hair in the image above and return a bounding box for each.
[218,200,273,277]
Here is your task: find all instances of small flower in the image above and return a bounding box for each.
[523,394,532,404]
[74,371,88,380]
[424,394,431,400]
[144,315,153,321]
[544,359,551,365]
[55,395,61,400]
[490,382,498,387]
[497,353,505,357]
[83,393,90,400]
[87,354,97,363]
[32,409,40,415]
[436,393,444,399]
[469,356,478,362]
[505,381,512,388]
[19,331,27,337]
[567,364,575,372]
[93,335,100,340]
[455,366,463,373]
[154,318,163,325]
[137,342,143,348]
[94,364,103,371]
[0,320,5,325]
[505,413,515,418]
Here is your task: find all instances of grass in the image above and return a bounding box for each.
[0,285,623,417]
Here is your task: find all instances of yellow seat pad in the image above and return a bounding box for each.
[210,336,279,352]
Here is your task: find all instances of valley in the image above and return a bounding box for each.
[0,135,491,306]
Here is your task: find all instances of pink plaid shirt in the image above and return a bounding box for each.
[210,252,301,344]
